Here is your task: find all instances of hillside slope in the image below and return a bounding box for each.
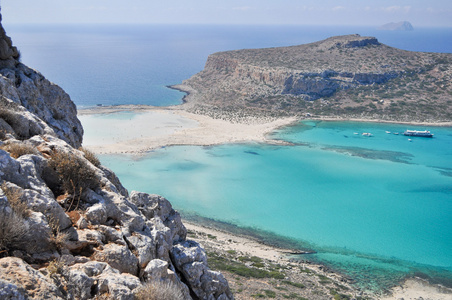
[177,34,452,123]
[0,12,232,300]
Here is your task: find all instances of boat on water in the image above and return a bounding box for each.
[362,132,373,137]
[403,130,434,137]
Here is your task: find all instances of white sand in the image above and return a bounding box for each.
[78,106,297,154]
[382,277,452,300]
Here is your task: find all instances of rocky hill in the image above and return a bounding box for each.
[176,34,452,123]
[0,12,232,300]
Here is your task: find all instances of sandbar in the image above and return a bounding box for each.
[78,105,297,154]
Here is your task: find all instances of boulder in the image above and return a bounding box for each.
[0,257,64,299]
[92,243,139,275]
[171,240,233,300]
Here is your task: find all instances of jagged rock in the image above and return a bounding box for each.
[130,192,187,242]
[0,279,27,300]
[99,165,129,197]
[69,261,141,300]
[0,257,64,299]
[66,269,95,300]
[125,231,155,269]
[85,202,108,225]
[0,10,233,298]
[92,243,139,275]
[171,240,233,300]
[143,258,168,281]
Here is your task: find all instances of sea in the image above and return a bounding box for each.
[6,23,452,292]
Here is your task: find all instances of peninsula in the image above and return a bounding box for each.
[174,34,452,124]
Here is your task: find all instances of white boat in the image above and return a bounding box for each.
[386,131,391,134]
[403,130,433,137]
[362,132,373,137]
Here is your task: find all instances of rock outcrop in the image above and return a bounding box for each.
[0,11,232,300]
[177,34,452,123]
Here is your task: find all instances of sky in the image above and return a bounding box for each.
[1,0,451,27]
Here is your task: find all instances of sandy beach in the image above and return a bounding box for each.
[78,105,297,154]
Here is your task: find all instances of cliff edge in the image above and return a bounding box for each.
[177,34,452,123]
[0,11,232,300]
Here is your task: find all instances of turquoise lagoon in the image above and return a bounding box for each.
[99,120,452,291]
[10,23,452,291]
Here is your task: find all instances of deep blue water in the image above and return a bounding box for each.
[7,24,452,291]
[6,24,452,108]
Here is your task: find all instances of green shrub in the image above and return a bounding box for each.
[135,281,184,300]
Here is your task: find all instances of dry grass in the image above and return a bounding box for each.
[134,281,184,300]
[0,209,29,252]
[0,129,6,140]
[1,182,31,219]
[48,150,99,210]
[47,258,66,276]
[47,215,69,250]
[0,141,39,159]
[79,147,101,168]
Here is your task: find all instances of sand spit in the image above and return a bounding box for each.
[78,105,297,154]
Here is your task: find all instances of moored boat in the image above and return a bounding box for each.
[403,130,433,137]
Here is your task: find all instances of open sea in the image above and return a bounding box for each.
[7,24,452,292]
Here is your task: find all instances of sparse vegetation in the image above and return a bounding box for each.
[47,215,69,250]
[79,147,101,168]
[134,281,184,300]
[207,252,285,279]
[48,150,99,210]
[1,182,31,219]
[0,141,39,159]
[0,209,29,253]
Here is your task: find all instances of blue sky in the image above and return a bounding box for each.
[1,0,451,27]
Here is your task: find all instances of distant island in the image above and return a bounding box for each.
[378,21,414,31]
[173,34,452,124]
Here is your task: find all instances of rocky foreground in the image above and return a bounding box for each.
[176,34,452,123]
[0,13,232,299]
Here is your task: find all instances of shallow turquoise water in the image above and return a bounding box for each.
[99,121,452,290]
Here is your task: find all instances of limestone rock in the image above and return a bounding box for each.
[0,279,27,300]
[143,258,168,281]
[0,11,234,298]
[0,257,64,299]
[130,192,187,242]
[171,240,234,300]
[92,243,139,275]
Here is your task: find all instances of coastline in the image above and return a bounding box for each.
[78,103,452,299]
[78,104,297,155]
[78,104,451,155]
[183,218,452,300]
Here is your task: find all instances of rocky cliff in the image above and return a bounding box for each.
[0,12,232,300]
[178,34,452,123]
